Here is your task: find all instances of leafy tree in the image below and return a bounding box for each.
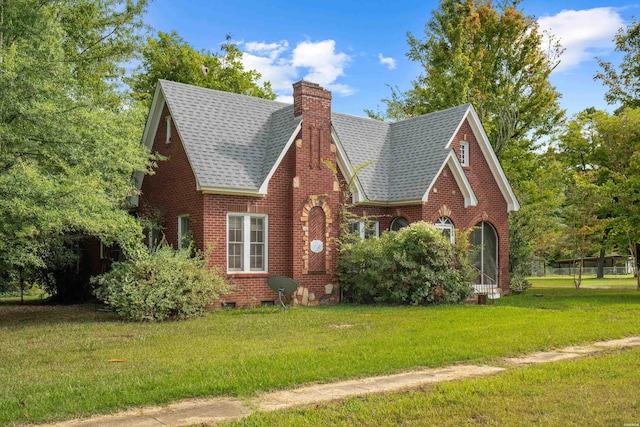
[129,31,275,101]
[561,171,609,288]
[556,108,640,289]
[596,20,640,109]
[508,151,564,276]
[589,108,640,289]
[374,0,564,158]
[0,0,153,301]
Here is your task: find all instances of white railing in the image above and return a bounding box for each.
[472,270,500,299]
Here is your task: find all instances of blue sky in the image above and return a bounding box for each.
[144,1,639,119]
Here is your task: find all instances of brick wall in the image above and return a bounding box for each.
[348,119,511,293]
[201,148,295,307]
[139,105,204,250]
[140,89,512,308]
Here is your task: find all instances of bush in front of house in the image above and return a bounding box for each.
[509,273,531,294]
[338,221,473,305]
[93,244,231,321]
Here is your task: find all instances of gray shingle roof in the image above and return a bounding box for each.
[332,104,470,201]
[159,80,298,191]
[158,80,470,201]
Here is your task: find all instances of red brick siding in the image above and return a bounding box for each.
[201,147,295,307]
[346,119,511,293]
[139,105,204,250]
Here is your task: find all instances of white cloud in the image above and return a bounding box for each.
[378,53,396,70]
[538,7,625,72]
[244,40,289,58]
[239,39,353,100]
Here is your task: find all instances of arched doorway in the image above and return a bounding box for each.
[470,221,498,288]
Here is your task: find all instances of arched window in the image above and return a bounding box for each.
[435,217,455,243]
[390,216,409,231]
[470,222,498,286]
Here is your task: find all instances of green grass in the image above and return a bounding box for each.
[224,348,640,426]
[2,287,640,425]
[529,274,638,288]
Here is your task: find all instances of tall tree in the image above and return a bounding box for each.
[372,0,566,277]
[596,19,640,109]
[129,31,275,101]
[0,0,153,300]
[556,108,640,289]
[375,0,564,159]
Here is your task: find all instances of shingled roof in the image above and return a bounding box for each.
[332,104,470,202]
[154,80,299,193]
[140,80,518,210]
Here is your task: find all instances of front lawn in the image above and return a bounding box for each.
[225,347,640,426]
[528,274,638,288]
[2,288,640,425]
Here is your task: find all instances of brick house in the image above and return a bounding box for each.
[134,79,519,307]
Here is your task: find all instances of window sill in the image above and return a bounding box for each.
[226,272,270,279]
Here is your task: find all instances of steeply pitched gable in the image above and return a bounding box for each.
[144,80,300,195]
[331,104,476,204]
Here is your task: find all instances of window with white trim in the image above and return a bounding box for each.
[435,217,455,243]
[459,141,469,167]
[165,116,172,145]
[178,215,190,249]
[348,220,379,239]
[227,214,268,273]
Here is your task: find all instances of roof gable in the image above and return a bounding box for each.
[142,80,298,195]
[332,104,473,204]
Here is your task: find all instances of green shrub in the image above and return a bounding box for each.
[338,221,473,305]
[92,244,231,321]
[509,273,531,294]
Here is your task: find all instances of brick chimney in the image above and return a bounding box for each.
[291,81,339,300]
[293,80,331,119]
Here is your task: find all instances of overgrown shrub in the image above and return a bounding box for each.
[338,221,473,305]
[93,244,231,321]
[509,273,531,294]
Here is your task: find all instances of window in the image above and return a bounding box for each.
[390,217,409,231]
[460,141,469,167]
[165,116,172,145]
[178,215,190,249]
[99,242,110,259]
[227,214,268,273]
[435,217,455,243]
[348,220,379,239]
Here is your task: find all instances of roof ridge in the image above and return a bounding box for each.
[158,79,292,108]
[388,103,471,127]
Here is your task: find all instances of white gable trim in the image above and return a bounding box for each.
[445,105,520,212]
[423,150,478,207]
[331,127,367,203]
[258,121,302,195]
